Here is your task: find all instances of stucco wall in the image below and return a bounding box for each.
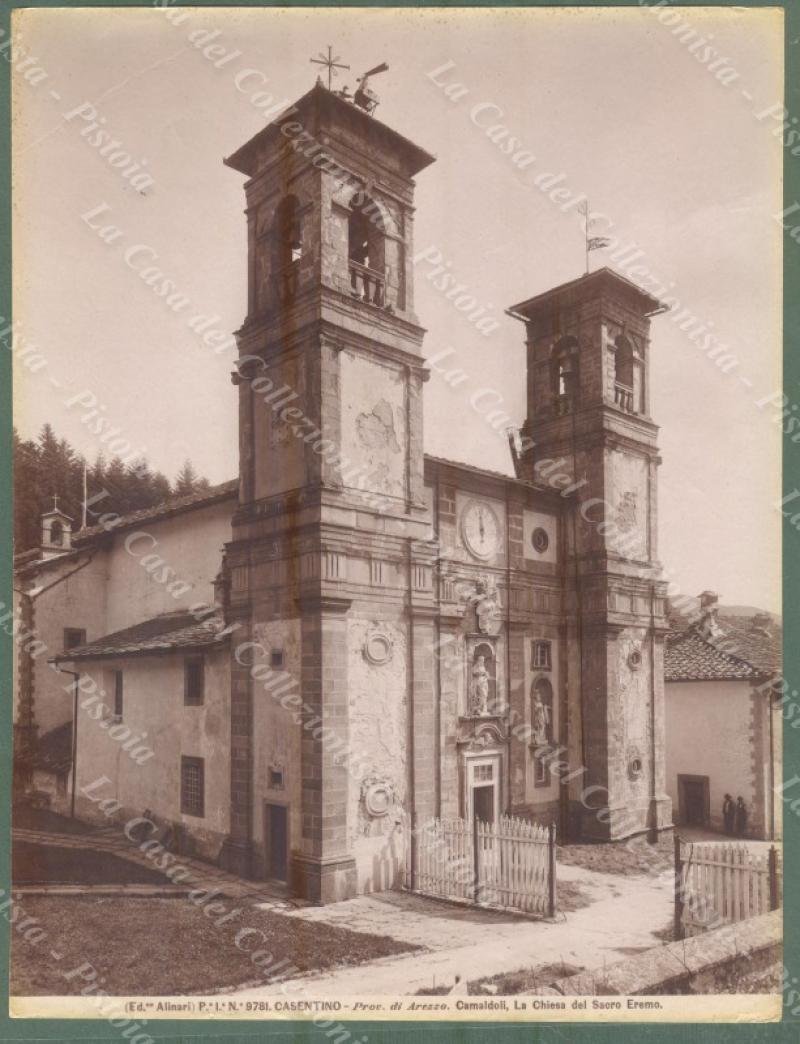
[103,499,232,634]
[665,679,756,834]
[26,554,109,737]
[347,615,408,893]
[250,617,302,875]
[339,352,407,501]
[72,647,230,860]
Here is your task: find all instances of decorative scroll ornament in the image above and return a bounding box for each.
[363,625,394,666]
[362,778,394,817]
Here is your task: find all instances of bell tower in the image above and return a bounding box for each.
[222,83,436,898]
[509,268,673,841]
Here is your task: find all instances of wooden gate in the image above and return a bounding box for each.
[674,837,781,938]
[407,815,556,917]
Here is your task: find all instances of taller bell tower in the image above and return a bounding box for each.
[222,84,436,898]
[509,269,673,840]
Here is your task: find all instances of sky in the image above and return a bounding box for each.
[12,6,783,612]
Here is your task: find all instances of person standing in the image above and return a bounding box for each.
[735,796,748,838]
[722,793,735,835]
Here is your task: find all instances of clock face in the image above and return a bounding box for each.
[461,501,501,560]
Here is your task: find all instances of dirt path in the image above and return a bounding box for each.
[235,862,674,997]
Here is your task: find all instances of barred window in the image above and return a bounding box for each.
[532,640,552,670]
[181,756,205,817]
[184,657,205,706]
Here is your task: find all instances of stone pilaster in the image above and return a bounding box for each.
[508,625,527,809]
[409,609,437,827]
[220,609,255,876]
[292,594,356,903]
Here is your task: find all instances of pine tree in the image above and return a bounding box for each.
[13,428,211,552]
[174,460,199,496]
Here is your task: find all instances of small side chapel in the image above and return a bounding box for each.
[217,80,673,901]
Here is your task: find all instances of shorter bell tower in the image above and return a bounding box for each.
[510,268,673,841]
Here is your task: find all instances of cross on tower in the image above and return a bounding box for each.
[52,494,59,512]
[310,45,350,90]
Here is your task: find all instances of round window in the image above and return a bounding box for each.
[531,527,549,554]
[628,755,643,781]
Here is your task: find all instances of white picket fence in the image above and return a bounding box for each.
[675,838,781,938]
[408,814,556,917]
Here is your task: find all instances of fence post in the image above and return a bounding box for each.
[473,815,480,904]
[674,833,684,940]
[768,845,780,910]
[548,822,557,918]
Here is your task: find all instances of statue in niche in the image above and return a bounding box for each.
[531,676,553,746]
[532,698,551,746]
[471,654,491,717]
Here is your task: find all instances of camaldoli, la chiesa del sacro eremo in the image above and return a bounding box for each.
[15,75,682,904]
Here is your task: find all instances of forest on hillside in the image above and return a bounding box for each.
[13,424,210,553]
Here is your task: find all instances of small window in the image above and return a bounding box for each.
[113,670,123,721]
[534,750,551,787]
[532,641,552,670]
[64,628,86,651]
[184,656,205,706]
[270,649,285,669]
[269,768,284,789]
[181,756,205,817]
[474,763,493,782]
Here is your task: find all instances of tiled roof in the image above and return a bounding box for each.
[54,610,232,662]
[665,604,781,682]
[424,454,562,497]
[665,631,760,683]
[31,722,72,775]
[75,479,238,543]
[711,615,781,676]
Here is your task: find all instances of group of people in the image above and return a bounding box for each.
[722,793,748,837]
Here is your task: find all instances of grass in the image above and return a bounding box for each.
[556,879,593,912]
[557,834,673,877]
[417,961,584,996]
[13,804,94,835]
[11,896,420,995]
[13,842,169,886]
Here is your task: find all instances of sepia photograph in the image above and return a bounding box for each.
[5,3,789,1029]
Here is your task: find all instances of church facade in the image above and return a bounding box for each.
[17,82,674,904]
[218,83,672,901]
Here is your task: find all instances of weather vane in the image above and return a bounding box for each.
[310,45,350,90]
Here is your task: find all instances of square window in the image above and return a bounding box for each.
[113,670,123,721]
[270,649,285,669]
[181,756,205,817]
[474,763,493,782]
[532,640,552,670]
[64,628,86,651]
[269,768,284,789]
[184,657,205,706]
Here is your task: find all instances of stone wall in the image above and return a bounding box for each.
[543,910,782,996]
